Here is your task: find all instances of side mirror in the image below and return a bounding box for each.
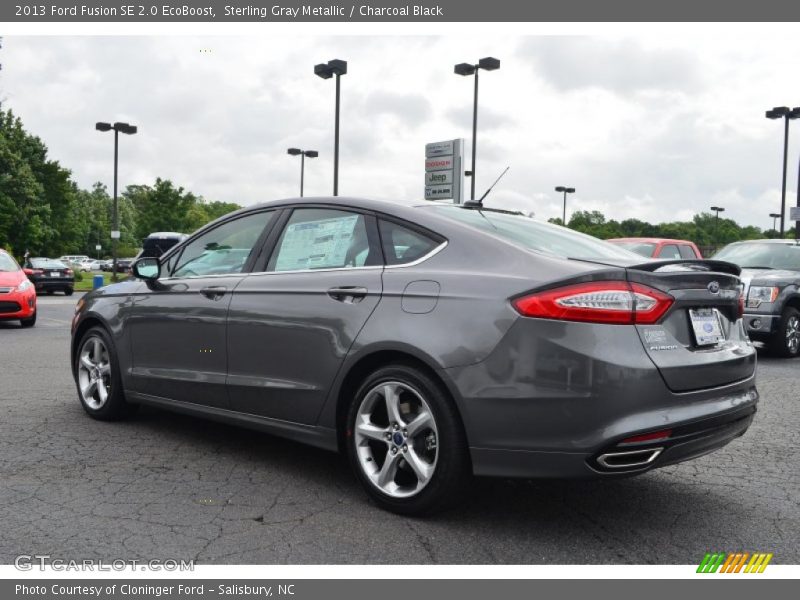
[133,257,160,281]
[23,268,34,276]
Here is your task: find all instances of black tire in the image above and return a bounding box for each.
[346,363,471,516]
[20,311,36,328]
[74,326,138,420]
[64,287,74,296]
[769,307,800,358]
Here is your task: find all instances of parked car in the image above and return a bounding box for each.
[99,260,113,272]
[71,197,757,515]
[0,249,37,327]
[714,239,800,357]
[608,237,703,260]
[115,258,135,274]
[23,257,75,295]
[136,232,188,259]
[59,255,91,266]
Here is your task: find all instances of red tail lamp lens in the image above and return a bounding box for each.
[512,281,673,325]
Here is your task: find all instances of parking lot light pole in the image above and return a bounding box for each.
[314,59,347,196]
[96,121,137,282]
[555,186,576,226]
[454,57,500,201]
[766,106,799,237]
[710,205,725,247]
[770,212,781,235]
[792,107,800,239]
[287,148,319,197]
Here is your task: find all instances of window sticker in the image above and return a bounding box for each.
[275,214,360,271]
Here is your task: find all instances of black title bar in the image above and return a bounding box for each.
[4,0,800,22]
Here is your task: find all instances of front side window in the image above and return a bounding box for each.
[268,208,375,272]
[679,244,698,259]
[379,219,441,265]
[172,211,274,278]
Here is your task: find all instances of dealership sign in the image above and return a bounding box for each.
[424,139,464,203]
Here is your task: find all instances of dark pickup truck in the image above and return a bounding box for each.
[715,239,800,357]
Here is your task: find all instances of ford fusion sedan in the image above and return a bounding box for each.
[714,239,800,357]
[0,249,37,327]
[70,197,758,515]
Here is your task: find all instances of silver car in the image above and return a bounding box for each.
[70,197,758,515]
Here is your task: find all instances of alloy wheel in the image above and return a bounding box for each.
[77,336,112,410]
[786,315,800,354]
[354,381,439,498]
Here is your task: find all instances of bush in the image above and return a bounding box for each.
[73,270,84,282]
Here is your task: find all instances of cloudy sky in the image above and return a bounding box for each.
[2,34,800,228]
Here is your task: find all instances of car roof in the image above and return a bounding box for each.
[725,238,800,245]
[608,237,696,244]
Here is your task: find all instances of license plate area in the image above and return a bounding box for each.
[689,308,725,346]
[50,272,60,277]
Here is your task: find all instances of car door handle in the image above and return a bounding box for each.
[200,286,227,301]
[327,286,368,303]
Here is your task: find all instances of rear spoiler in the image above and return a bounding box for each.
[571,257,741,277]
[627,259,741,277]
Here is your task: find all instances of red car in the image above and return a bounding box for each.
[0,249,37,327]
[608,237,703,260]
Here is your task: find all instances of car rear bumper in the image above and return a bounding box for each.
[469,402,755,478]
[33,279,75,291]
[443,318,758,479]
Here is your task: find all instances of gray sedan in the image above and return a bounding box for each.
[70,197,758,515]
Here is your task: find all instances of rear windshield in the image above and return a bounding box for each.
[714,242,800,271]
[0,253,19,271]
[611,241,656,257]
[428,206,641,261]
[30,259,68,269]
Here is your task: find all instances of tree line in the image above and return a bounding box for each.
[0,108,239,260]
[549,210,787,253]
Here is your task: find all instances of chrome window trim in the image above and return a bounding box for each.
[384,240,448,269]
[154,240,448,282]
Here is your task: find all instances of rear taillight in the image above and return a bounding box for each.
[512,281,674,325]
[65,269,73,275]
[32,269,44,275]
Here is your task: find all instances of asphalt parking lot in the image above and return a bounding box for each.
[0,294,797,565]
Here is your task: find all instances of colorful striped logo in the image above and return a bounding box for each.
[697,552,773,573]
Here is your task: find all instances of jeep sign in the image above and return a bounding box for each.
[424,138,464,203]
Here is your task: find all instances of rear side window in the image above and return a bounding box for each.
[658,244,682,259]
[379,220,440,265]
[679,245,698,259]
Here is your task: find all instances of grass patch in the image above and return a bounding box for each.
[74,272,115,291]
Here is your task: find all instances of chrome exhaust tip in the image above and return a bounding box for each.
[596,447,663,469]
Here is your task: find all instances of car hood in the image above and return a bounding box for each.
[0,270,25,287]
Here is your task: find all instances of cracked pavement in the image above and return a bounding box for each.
[0,295,797,564]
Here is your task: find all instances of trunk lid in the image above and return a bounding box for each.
[625,259,755,392]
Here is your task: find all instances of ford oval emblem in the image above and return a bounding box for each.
[707,281,720,294]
